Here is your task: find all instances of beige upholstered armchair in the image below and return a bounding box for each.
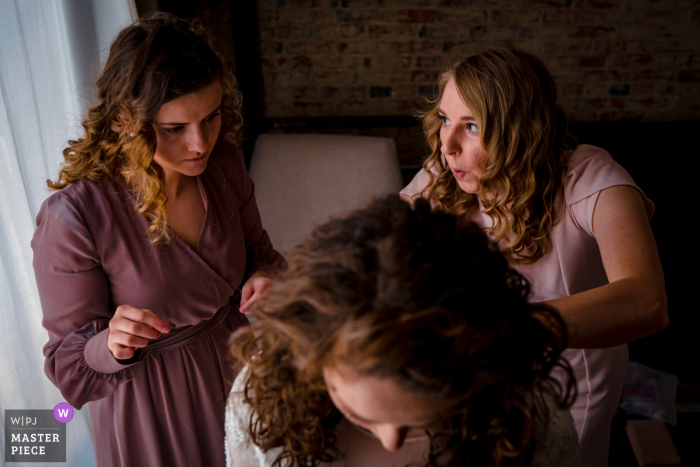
[249,133,404,255]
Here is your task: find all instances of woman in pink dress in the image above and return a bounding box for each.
[31,13,285,467]
[226,196,580,467]
[400,46,667,467]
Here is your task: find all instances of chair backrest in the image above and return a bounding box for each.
[249,133,404,255]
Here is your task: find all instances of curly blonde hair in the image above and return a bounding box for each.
[48,12,243,243]
[418,47,577,265]
[231,196,575,467]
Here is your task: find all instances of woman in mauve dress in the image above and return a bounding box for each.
[225,196,580,467]
[400,46,668,467]
[31,12,285,467]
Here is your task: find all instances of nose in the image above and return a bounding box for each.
[440,124,460,159]
[375,425,407,452]
[187,124,210,154]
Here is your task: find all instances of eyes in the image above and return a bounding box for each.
[438,114,479,135]
[163,112,221,134]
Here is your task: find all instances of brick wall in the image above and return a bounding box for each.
[258,0,700,122]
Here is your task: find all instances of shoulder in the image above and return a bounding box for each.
[563,145,633,205]
[562,145,654,220]
[36,178,113,230]
[40,178,122,220]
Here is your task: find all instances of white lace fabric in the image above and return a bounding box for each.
[225,369,580,467]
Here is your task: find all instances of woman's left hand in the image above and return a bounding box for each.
[239,271,271,314]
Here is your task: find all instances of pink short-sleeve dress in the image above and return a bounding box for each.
[400,145,654,467]
[31,143,286,467]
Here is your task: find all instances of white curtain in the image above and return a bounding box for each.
[0,1,135,465]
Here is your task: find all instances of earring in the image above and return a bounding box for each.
[130,132,135,137]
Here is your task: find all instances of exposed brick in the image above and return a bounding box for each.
[573,9,633,24]
[576,0,625,6]
[491,9,541,24]
[375,40,443,54]
[569,26,617,39]
[371,55,413,69]
[367,24,420,39]
[559,55,607,67]
[632,69,676,81]
[561,83,584,96]
[583,82,618,97]
[411,70,441,83]
[470,25,520,41]
[278,9,335,23]
[436,10,487,23]
[260,25,314,39]
[609,84,631,95]
[637,10,690,25]
[610,54,653,67]
[316,25,365,39]
[335,9,389,23]
[415,55,448,68]
[543,9,572,23]
[399,9,439,23]
[586,98,625,110]
[598,110,645,122]
[583,70,623,82]
[254,0,700,121]
[679,70,700,81]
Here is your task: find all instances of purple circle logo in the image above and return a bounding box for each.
[53,402,74,423]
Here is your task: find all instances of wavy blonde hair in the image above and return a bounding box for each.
[48,12,243,243]
[419,47,577,264]
[231,196,575,467]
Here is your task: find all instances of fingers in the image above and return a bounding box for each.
[109,330,151,349]
[110,343,136,361]
[240,282,254,305]
[240,290,261,314]
[117,305,170,334]
[108,305,171,360]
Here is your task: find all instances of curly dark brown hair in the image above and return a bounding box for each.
[48,12,244,243]
[231,195,575,467]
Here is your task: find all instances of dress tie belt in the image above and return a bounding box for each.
[141,291,241,357]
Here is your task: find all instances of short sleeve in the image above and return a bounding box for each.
[31,191,141,409]
[564,145,654,237]
[400,161,442,207]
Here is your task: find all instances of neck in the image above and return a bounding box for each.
[162,167,192,199]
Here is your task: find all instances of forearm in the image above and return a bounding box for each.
[545,277,668,349]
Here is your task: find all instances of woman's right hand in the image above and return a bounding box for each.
[107,305,171,361]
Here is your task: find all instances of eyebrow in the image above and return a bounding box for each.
[157,106,222,126]
[438,108,476,122]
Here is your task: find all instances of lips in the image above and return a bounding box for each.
[451,168,467,180]
[186,154,206,162]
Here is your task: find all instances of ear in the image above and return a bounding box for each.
[115,114,136,137]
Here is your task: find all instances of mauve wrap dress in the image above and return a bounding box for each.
[31,143,286,467]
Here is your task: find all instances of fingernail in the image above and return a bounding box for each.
[161,326,170,333]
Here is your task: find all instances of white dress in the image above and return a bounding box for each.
[224,369,581,467]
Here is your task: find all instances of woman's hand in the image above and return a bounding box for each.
[239,271,271,314]
[107,305,171,361]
